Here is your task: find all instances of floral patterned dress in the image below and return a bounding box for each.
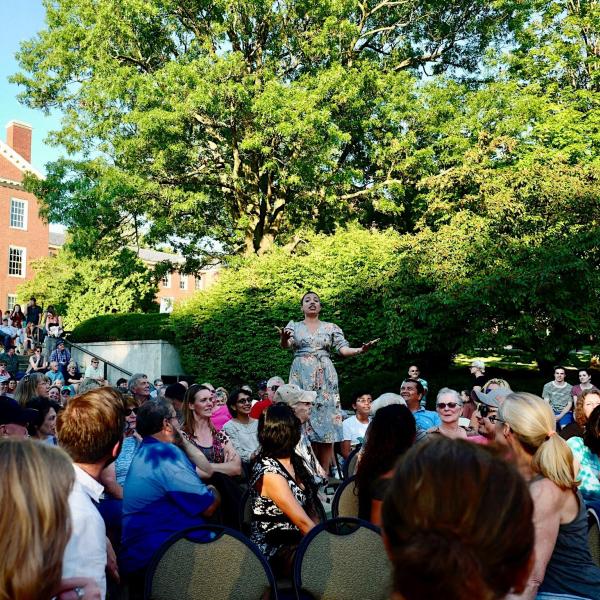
[285,320,349,443]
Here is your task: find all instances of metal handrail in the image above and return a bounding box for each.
[64,338,132,380]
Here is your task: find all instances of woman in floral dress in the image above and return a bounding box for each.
[279,291,378,472]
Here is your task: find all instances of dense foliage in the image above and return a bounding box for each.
[70,313,173,343]
[12,0,600,370]
[16,248,158,329]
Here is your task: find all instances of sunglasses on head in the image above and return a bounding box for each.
[437,402,459,409]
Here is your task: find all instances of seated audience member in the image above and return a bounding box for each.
[0,360,10,381]
[542,365,573,428]
[400,379,440,431]
[0,318,17,350]
[0,437,101,600]
[428,388,468,440]
[274,384,328,486]
[473,388,510,443]
[151,378,164,398]
[50,340,71,380]
[207,382,232,431]
[49,385,62,403]
[78,378,103,395]
[181,384,242,476]
[65,361,82,393]
[0,396,37,437]
[250,403,319,578]
[0,345,21,378]
[0,380,7,397]
[5,378,17,398]
[482,377,511,392]
[250,375,285,419]
[567,405,600,504]
[561,388,600,441]
[27,345,48,374]
[181,384,243,526]
[460,388,477,419]
[571,369,598,404]
[382,437,534,600]
[407,364,428,407]
[44,305,63,340]
[84,358,105,383]
[57,387,126,599]
[26,396,61,444]
[120,400,218,596]
[164,382,186,420]
[222,387,259,464]
[355,404,416,526]
[116,378,129,394]
[496,392,600,599]
[128,373,151,405]
[15,372,51,406]
[47,361,66,386]
[340,390,372,460]
[99,395,142,546]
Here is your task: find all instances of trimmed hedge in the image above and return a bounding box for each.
[69,313,175,343]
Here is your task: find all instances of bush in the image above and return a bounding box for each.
[69,313,174,343]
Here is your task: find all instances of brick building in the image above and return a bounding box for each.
[0,121,49,311]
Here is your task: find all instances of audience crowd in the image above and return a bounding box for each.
[1,314,600,600]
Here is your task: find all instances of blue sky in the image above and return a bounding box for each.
[0,0,63,173]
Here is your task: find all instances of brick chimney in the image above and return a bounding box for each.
[6,120,32,163]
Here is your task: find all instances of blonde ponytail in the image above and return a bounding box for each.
[502,392,578,490]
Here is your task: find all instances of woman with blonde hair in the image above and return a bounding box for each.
[495,392,600,599]
[14,371,51,406]
[0,437,100,599]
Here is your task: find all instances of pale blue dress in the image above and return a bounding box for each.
[285,320,349,443]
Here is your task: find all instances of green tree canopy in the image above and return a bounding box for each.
[14,0,530,263]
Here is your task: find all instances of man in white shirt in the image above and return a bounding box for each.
[341,391,372,459]
[57,387,125,599]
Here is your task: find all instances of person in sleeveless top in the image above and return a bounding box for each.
[495,392,600,600]
[250,403,320,577]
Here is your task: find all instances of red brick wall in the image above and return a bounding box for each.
[0,158,49,311]
[6,123,32,164]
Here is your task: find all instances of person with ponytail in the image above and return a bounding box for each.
[250,403,319,577]
[496,392,600,599]
[382,437,534,600]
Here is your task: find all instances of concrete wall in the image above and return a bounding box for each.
[70,340,185,383]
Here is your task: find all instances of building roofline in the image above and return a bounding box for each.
[0,139,43,179]
[5,120,32,130]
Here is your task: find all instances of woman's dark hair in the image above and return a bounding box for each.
[25,396,61,437]
[300,291,320,304]
[355,404,416,519]
[382,438,534,600]
[258,403,319,515]
[46,305,57,315]
[227,387,252,418]
[584,405,600,455]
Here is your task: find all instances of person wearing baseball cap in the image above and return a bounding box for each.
[0,396,37,437]
[473,388,511,442]
[249,375,286,419]
[273,384,327,486]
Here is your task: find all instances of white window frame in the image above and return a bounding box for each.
[6,295,16,311]
[8,246,26,278]
[9,198,28,230]
[161,271,172,288]
[195,276,202,290]
[179,274,188,290]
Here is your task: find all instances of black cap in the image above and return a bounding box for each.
[0,397,38,425]
[165,383,186,402]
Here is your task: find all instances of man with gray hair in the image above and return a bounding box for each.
[129,373,151,405]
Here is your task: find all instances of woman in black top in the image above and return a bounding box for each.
[250,403,319,577]
[355,404,416,525]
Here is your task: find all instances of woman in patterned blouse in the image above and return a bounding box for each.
[250,403,319,577]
